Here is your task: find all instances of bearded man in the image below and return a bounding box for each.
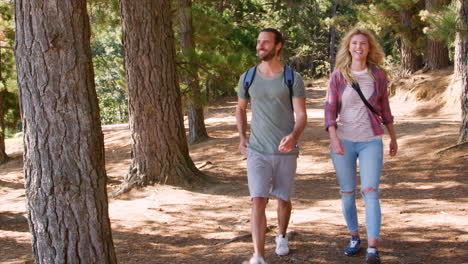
[236,28,307,264]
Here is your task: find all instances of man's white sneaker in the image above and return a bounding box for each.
[275,234,289,256]
[246,254,268,264]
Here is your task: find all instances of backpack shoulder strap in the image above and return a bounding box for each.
[243,65,257,98]
[283,64,294,96]
[284,64,295,110]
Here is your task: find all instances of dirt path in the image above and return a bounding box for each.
[1,79,467,264]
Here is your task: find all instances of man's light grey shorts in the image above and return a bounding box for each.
[246,148,298,201]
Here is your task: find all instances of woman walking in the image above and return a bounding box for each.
[324,27,398,264]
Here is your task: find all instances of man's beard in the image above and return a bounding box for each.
[257,49,276,61]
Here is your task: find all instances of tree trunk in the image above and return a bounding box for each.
[216,0,226,13]
[425,0,450,70]
[178,0,209,144]
[0,48,9,164]
[120,0,205,188]
[456,0,468,143]
[329,1,338,73]
[14,1,117,263]
[426,38,449,70]
[399,10,423,74]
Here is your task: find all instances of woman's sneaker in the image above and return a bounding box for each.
[275,234,289,256]
[344,235,361,256]
[244,254,268,264]
[365,247,381,264]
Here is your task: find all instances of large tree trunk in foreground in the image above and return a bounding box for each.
[15,1,117,263]
[178,0,209,144]
[456,0,468,143]
[120,0,205,188]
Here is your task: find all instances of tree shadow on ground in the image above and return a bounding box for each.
[110,223,468,264]
[0,179,24,190]
[0,236,32,263]
[0,211,29,232]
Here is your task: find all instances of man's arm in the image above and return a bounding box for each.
[235,97,249,155]
[278,97,307,152]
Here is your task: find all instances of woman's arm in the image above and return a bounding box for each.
[384,122,398,156]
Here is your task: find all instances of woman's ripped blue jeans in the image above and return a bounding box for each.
[331,139,383,239]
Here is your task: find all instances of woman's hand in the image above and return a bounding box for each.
[330,135,344,155]
[328,126,344,155]
[389,138,398,156]
[384,122,398,157]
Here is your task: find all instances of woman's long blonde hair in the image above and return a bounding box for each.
[335,27,386,84]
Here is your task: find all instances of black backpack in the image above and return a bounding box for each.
[243,64,295,110]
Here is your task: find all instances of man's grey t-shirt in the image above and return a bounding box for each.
[238,68,306,155]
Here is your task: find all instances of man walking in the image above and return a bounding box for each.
[236,28,307,264]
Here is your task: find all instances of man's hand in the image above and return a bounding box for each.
[278,134,297,153]
[239,138,248,155]
[236,97,249,156]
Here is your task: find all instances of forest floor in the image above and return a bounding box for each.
[1,67,467,264]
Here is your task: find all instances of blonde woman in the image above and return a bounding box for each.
[324,27,398,264]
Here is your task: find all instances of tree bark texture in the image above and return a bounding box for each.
[178,0,209,144]
[14,1,117,263]
[120,0,204,186]
[425,0,450,70]
[456,0,468,143]
[399,10,423,74]
[328,1,338,73]
[426,38,449,70]
[0,49,9,164]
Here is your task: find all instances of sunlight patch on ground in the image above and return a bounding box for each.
[296,155,334,173]
[306,109,323,119]
[204,116,238,125]
[290,200,342,225]
[393,181,466,190]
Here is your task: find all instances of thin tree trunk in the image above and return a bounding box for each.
[0,48,9,164]
[329,1,338,73]
[15,0,117,263]
[277,0,282,10]
[178,0,209,144]
[425,0,450,70]
[216,0,226,13]
[456,0,468,143]
[400,10,423,74]
[120,0,205,189]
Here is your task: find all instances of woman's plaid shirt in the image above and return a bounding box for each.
[324,65,394,136]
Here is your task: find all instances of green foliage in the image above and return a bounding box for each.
[420,1,457,43]
[88,1,128,125]
[175,3,258,98]
[91,24,127,124]
[355,0,428,69]
[2,89,20,134]
[0,1,19,135]
[1,0,456,128]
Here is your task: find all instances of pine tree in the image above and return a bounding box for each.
[178,0,209,144]
[15,0,117,262]
[424,0,450,70]
[455,0,468,143]
[119,0,205,189]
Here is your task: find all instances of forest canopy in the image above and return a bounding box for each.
[0,0,461,129]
